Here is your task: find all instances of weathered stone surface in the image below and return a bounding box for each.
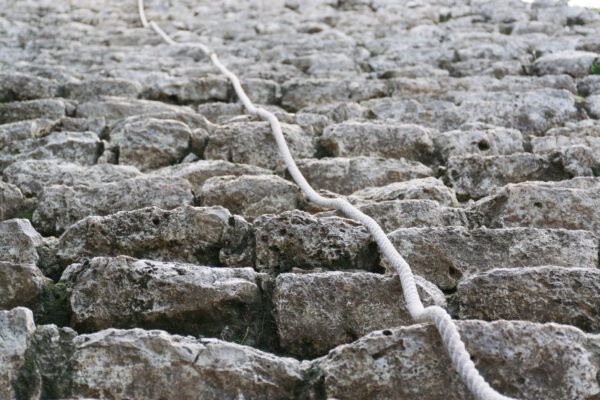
[316,320,600,400]
[151,160,271,194]
[0,182,29,221]
[110,117,192,170]
[63,78,142,101]
[532,50,598,78]
[255,210,378,275]
[350,177,459,207]
[76,97,190,122]
[3,160,141,197]
[57,206,254,268]
[468,178,600,234]
[62,256,270,345]
[457,266,600,332]
[0,262,50,309]
[296,156,433,195]
[320,122,434,162]
[445,153,567,200]
[0,119,55,148]
[0,99,66,124]
[0,219,43,265]
[387,226,597,289]
[33,177,194,235]
[584,95,600,119]
[205,121,315,171]
[142,76,230,104]
[544,119,600,138]
[0,131,103,172]
[274,272,445,358]
[433,123,524,161]
[281,78,387,110]
[531,134,600,162]
[0,72,58,101]
[66,329,306,399]
[0,308,36,400]
[200,174,303,220]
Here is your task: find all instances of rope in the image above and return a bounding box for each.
[136,1,517,399]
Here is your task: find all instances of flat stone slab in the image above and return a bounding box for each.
[387,226,598,290]
[349,177,459,207]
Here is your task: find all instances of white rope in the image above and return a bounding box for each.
[136,2,517,399]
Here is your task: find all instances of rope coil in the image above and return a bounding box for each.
[136,2,516,399]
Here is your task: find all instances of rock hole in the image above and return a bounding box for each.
[477,139,490,151]
[533,202,543,208]
[382,329,392,336]
[152,216,160,225]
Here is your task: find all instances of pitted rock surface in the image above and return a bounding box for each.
[3,0,600,398]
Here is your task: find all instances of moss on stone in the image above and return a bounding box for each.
[589,60,600,75]
[35,281,72,326]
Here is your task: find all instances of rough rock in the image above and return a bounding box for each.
[0,72,58,102]
[0,119,55,148]
[468,178,600,234]
[205,121,315,171]
[57,206,254,268]
[62,256,271,346]
[296,156,433,195]
[2,160,141,198]
[433,123,524,161]
[0,182,29,220]
[150,160,272,194]
[0,219,44,265]
[254,210,379,275]
[0,131,103,172]
[63,78,143,101]
[316,320,600,400]
[142,76,230,104]
[48,328,307,399]
[76,97,190,123]
[0,99,66,124]
[274,272,445,358]
[0,308,36,400]
[387,226,598,289]
[109,117,192,170]
[200,174,303,220]
[457,266,600,332]
[350,177,459,207]
[33,177,194,235]
[532,50,598,78]
[0,262,50,309]
[320,122,434,163]
[445,153,567,200]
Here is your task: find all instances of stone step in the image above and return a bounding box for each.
[456,266,600,332]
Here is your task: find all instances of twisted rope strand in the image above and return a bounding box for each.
[136,2,516,399]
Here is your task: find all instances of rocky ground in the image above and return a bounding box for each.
[1,0,600,398]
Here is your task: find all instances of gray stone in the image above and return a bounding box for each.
[433,123,524,161]
[3,160,141,198]
[316,320,600,400]
[584,94,600,119]
[532,50,598,78]
[63,78,142,101]
[254,210,378,275]
[387,226,598,289]
[468,178,600,234]
[0,182,29,221]
[0,219,43,265]
[320,122,434,163]
[243,78,280,104]
[0,262,50,309]
[0,308,36,400]
[76,97,191,122]
[544,119,600,138]
[33,177,194,235]
[0,119,55,149]
[0,99,66,124]
[205,121,315,171]
[57,206,254,268]
[296,156,433,195]
[109,117,192,171]
[62,256,270,347]
[0,72,58,101]
[350,177,459,207]
[281,78,388,110]
[200,174,303,221]
[0,131,103,172]
[274,272,445,358]
[150,160,272,194]
[531,135,600,166]
[445,153,567,200]
[142,76,230,103]
[62,329,307,400]
[457,266,600,332]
